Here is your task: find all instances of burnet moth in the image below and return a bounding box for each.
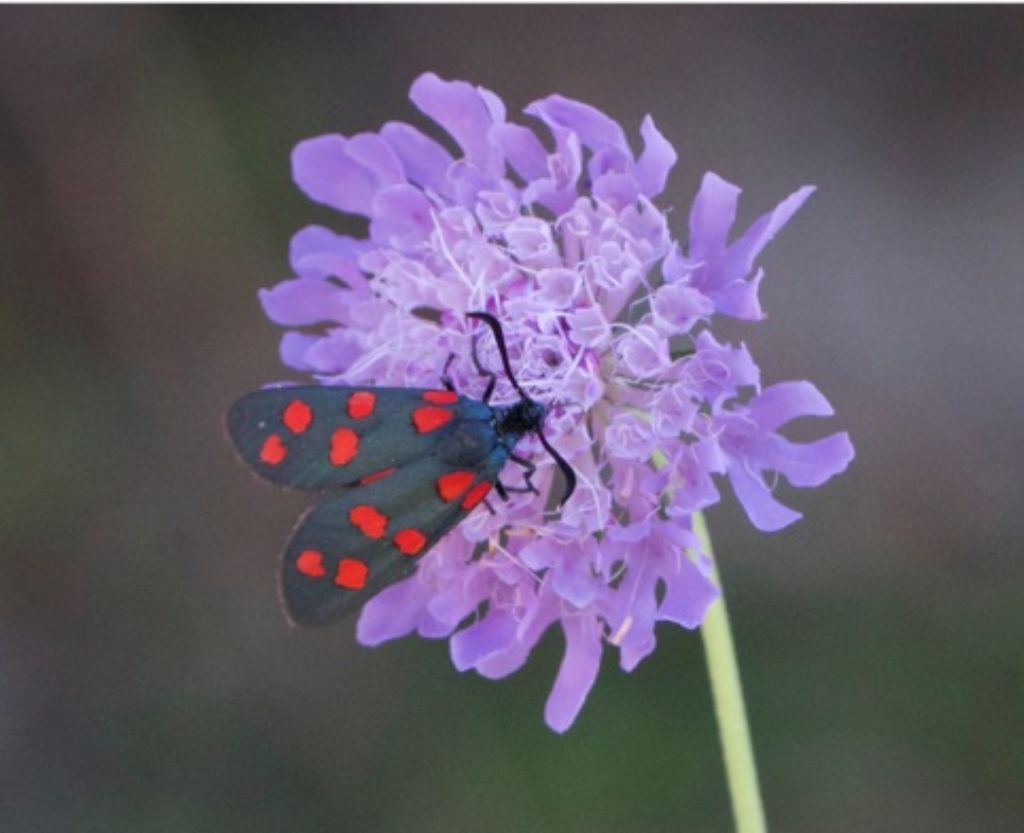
[226,312,576,627]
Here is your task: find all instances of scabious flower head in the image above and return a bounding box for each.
[260,72,854,732]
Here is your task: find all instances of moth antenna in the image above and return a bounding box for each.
[467,311,530,402]
[467,311,576,506]
[537,429,577,507]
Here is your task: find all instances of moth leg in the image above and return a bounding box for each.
[441,352,457,391]
[471,334,497,403]
[500,454,540,496]
[495,480,509,501]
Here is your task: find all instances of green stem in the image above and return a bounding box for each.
[694,511,768,833]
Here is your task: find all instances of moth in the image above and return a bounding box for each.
[226,312,575,627]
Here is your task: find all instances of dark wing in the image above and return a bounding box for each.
[279,449,505,627]
[225,386,466,491]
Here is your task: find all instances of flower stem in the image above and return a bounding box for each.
[693,511,768,833]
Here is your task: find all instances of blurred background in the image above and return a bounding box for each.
[2,6,1022,832]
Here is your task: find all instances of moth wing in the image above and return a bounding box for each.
[280,452,504,627]
[225,386,464,491]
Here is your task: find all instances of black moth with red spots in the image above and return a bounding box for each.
[226,312,575,627]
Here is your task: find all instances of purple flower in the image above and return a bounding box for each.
[259,72,855,732]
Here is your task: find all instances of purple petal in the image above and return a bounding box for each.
[357,577,434,645]
[711,267,766,321]
[343,133,405,188]
[369,184,434,251]
[477,83,507,123]
[604,412,657,462]
[523,126,582,214]
[720,186,815,281]
[526,94,630,156]
[651,282,714,332]
[551,553,599,608]
[659,556,719,629]
[634,115,677,197]
[409,72,502,176]
[759,432,855,488]
[278,332,317,371]
[611,560,659,672]
[291,135,376,216]
[491,122,548,181]
[689,172,740,262]
[727,459,803,532]
[450,608,518,671]
[302,329,363,374]
[289,225,370,286]
[748,381,834,431]
[616,325,670,378]
[475,597,560,679]
[258,279,348,326]
[593,171,639,207]
[544,616,603,733]
[380,121,455,197]
[671,445,722,514]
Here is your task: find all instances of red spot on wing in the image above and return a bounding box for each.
[461,481,492,510]
[329,427,359,466]
[282,399,312,433]
[412,406,453,433]
[393,528,427,556]
[348,391,376,419]
[296,549,326,578]
[423,389,458,404]
[259,434,287,465]
[335,558,369,589]
[437,470,474,502]
[349,504,388,539]
[360,466,397,486]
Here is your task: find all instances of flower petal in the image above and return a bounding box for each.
[369,184,434,251]
[526,94,630,157]
[726,459,803,532]
[689,172,740,262]
[659,556,719,629]
[258,279,348,326]
[544,616,603,733]
[343,133,405,189]
[760,431,855,488]
[490,122,548,181]
[289,225,370,286]
[748,381,835,431]
[291,135,376,216]
[357,576,434,645]
[634,115,677,197]
[278,332,317,371]
[721,186,815,282]
[450,608,518,671]
[380,121,455,197]
[409,72,503,176]
[711,267,766,321]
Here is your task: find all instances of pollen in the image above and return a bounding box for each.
[393,528,427,556]
[329,427,359,466]
[282,399,313,433]
[412,406,453,433]
[295,549,326,578]
[461,481,492,510]
[437,470,474,502]
[335,558,369,589]
[347,391,376,420]
[259,434,287,465]
[423,389,458,404]
[349,504,388,539]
